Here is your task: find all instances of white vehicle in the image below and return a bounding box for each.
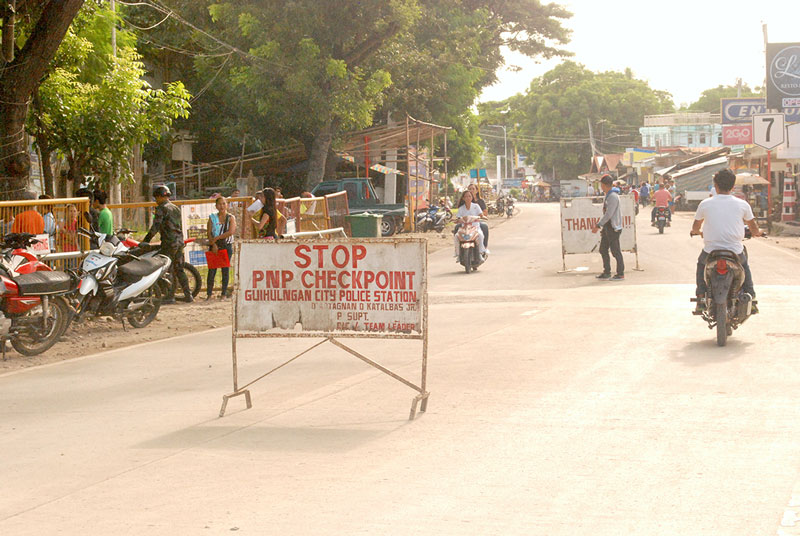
[67,228,171,328]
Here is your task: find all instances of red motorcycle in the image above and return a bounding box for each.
[0,234,76,356]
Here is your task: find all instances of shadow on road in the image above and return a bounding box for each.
[670,338,753,367]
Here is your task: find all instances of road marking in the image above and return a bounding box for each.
[521,309,540,316]
[757,239,800,261]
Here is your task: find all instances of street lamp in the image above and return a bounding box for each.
[488,124,508,183]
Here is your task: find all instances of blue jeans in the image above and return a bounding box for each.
[695,249,754,297]
[207,243,233,296]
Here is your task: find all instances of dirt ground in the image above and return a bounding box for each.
[0,215,513,373]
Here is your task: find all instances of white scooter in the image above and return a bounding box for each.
[65,228,171,329]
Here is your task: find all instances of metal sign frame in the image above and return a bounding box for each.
[558,195,640,272]
[219,238,430,420]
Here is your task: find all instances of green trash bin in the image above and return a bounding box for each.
[347,213,383,237]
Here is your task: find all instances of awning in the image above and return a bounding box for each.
[339,153,405,176]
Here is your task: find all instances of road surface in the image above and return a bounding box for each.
[2,203,800,535]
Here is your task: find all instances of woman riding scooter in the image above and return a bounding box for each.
[456,184,490,253]
[453,190,487,259]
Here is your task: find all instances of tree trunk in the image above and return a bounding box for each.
[323,147,339,180]
[305,121,334,190]
[0,0,85,199]
[32,90,54,196]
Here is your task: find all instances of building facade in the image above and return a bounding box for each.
[639,112,723,150]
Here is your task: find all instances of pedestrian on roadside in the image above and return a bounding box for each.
[640,182,650,207]
[254,187,282,239]
[206,196,237,300]
[75,187,98,231]
[92,189,114,236]
[38,194,57,241]
[143,185,193,304]
[592,174,624,280]
[11,191,45,234]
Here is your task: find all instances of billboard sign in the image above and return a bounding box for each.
[722,124,753,145]
[767,43,800,110]
[560,195,637,255]
[721,97,800,124]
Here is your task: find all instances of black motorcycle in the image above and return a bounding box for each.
[691,230,762,346]
[654,206,669,233]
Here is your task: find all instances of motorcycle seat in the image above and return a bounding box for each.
[707,250,741,263]
[119,257,167,280]
[15,271,76,296]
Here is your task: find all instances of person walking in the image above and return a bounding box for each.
[592,174,624,280]
[206,196,237,299]
[143,185,193,304]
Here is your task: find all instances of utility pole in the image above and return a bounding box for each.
[587,119,597,156]
[488,124,508,187]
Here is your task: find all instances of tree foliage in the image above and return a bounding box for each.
[491,61,674,181]
[684,83,762,113]
[28,4,191,188]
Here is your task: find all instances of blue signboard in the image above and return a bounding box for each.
[469,168,488,179]
[721,97,800,124]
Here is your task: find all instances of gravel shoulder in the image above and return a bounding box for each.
[0,213,514,373]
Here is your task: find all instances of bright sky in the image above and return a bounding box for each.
[480,0,799,108]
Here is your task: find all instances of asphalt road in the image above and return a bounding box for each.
[2,202,800,535]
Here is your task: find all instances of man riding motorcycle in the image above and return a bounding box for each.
[690,168,762,313]
[142,185,193,304]
[651,181,672,226]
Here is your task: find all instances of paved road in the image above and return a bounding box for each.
[2,203,800,535]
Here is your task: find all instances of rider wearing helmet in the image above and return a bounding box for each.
[143,185,193,303]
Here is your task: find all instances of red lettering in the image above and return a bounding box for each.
[265,270,280,288]
[294,245,311,268]
[338,271,350,288]
[252,270,264,287]
[312,245,328,267]
[301,271,314,287]
[281,270,293,286]
[331,245,349,268]
[352,245,367,268]
[363,271,375,286]
[376,272,389,289]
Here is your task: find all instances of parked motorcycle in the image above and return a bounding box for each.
[415,206,447,233]
[455,216,487,274]
[66,228,171,329]
[0,234,76,356]
[116,229,202,300]
[654,206,670,234]
[690,231,762,346]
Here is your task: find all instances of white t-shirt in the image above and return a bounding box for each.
[694,194,754,254]
[457,203,483,227]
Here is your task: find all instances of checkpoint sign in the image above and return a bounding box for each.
[752,113,785,150]
[236,239,425,334]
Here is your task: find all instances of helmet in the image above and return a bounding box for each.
[153,184,171,198]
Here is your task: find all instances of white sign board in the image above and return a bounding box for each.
[29,234,51,256]
[181,203,215,266]
[236,239,425,334]
[560,195,637,255]
[752,113,785,150]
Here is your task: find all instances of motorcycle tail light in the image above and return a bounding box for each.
[716,260,728,275]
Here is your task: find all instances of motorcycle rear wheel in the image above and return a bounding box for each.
[658,221,665,234]
[462,249,472,274]
[127,280,163,328]
[715,302,728,347]
[10,297,69,356]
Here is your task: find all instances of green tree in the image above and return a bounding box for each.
[502,61,673,181]
[29,5,191,189]
[684,83,762,113]
[0,0,85,199]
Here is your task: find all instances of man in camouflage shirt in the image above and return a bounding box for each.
[143,185,193,303]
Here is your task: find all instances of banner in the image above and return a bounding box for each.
[766,43,800,111]
[722,124,753,146]
[181,203,215,266]
[236,240,425,334]
[560,195,637,256]
[721,97,800,124]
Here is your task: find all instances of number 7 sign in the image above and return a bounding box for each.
[752,113,785,150]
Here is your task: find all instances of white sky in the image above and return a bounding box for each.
[479,0,799,108]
